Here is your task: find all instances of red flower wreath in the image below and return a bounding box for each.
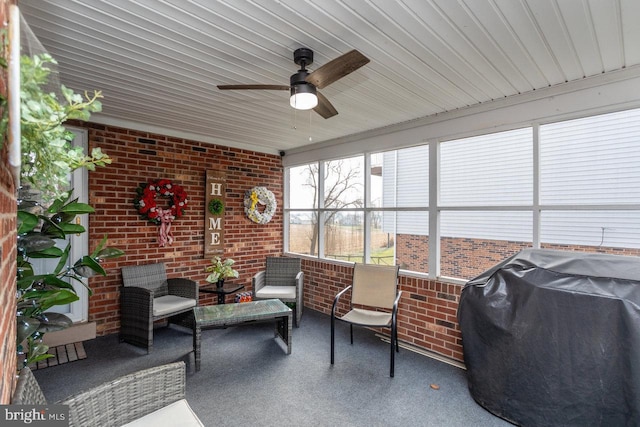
[134,179,188,224]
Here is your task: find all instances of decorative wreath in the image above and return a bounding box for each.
[244,186,276,224]
[208,198,225,215]
[134,179,188,224]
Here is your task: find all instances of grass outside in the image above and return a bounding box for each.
[289,223,394,264]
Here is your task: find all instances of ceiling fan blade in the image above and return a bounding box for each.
[305,50,370,89]
[217,84,289,90]
[314,92,338,119]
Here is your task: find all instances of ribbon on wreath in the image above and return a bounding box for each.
[133,179,188,247]
[156,208,175,247]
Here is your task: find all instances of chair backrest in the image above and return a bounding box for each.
[265,257,301,287]
[351,263,399,309]
[121,263,169,296]
[12,367,47,405]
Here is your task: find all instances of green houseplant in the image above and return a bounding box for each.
[19,53,110,203]
[15,52,122,368]
[205,256,239,287]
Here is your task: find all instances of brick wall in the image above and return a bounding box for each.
[304,236,640,365]
[73,122,284,335]
[0,144,17,404]
[0,0,16,404]
[398,234,640,281]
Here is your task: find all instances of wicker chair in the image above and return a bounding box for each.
[12,362,204,427]
[331,263,402,377]
[120,263,198,352]
[252,257,303,327]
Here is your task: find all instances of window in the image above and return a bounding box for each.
[324,211,364,262]
[285,107,640,281]
[377,146,429,270]
[439,128,533,279]
[324,157,363,209]
[440,129,533,206]
[440,211,532,279]
[287,164,318,255]
[539,109,640,253]
[323,157,364,261]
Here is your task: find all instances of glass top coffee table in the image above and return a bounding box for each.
[192,299,292,372]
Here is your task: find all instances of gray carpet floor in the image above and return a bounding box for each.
[33,309,513,426]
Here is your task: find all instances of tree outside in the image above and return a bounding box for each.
[288,159,393,264]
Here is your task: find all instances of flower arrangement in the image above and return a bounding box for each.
[134,179,188,224]
[205,256,239,284]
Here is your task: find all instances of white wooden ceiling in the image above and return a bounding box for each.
[18,0,640,155]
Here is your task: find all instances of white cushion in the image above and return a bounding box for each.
[153,295,196,317]
[255,285,297,300]
[122,399,204,427]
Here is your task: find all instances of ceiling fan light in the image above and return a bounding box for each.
[290,93,318,110]
[290,83,318,110]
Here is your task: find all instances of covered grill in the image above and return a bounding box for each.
[458,249,640,426]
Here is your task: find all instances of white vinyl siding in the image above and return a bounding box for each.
[382,146,429,235]
[541,210,640,248]
[441,211,532,241]
[381,151,396,208]
[400,212,429,235]
[540,108,640,205]
[382,146,429,208]
[440,128,533,206]
[539,108,640,249]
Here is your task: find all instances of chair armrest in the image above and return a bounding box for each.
[168,278,198,300]
[331,285,352,318]
[295,271,304,302]
[120,286,154,317]
[252,271,266,295]
[392,290,403,316]
[59,362,187,427]
[295,271,304,287]
[391,290,403,336]
[12,367,47,405]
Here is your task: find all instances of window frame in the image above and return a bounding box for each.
[284,107,640,282]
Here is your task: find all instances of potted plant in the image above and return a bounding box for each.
[205,256,239,288]
[17,195,124,367]
[14,52,123,368]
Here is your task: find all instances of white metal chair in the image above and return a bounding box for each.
[331,263,402,377]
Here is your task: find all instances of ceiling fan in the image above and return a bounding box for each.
[217,47,369,119]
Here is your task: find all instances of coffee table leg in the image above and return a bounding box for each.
[286,312,292,354]
[194,324,201,372]
[274,313,292,355]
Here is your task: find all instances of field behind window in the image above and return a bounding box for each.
[289,224,393,263]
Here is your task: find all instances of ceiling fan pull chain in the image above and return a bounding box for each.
[291,102,297,130]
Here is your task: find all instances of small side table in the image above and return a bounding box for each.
[199,283,245,304]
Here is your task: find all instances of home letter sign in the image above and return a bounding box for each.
[204,170,226,256]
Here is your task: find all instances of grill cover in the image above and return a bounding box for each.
[458,249,640,426]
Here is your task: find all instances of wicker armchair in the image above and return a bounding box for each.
[252,257,303,327]
[12,362,204,427]
[120,263,198,352]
